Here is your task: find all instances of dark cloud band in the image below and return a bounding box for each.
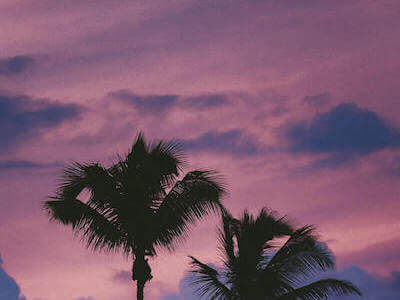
[109,90,230,115]
[0,93,81,151]
[0,56,35,76]
[179,129,262,156]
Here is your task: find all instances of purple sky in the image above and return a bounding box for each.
[0,1,399,299]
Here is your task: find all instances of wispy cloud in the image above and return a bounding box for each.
[0,56,35,76]
[0,160,59,173]
[303,93,331,107]
[109,90,178,115]
[179,129,262,156]
[0,93,82,150]
[182,94,229,109]
[112,270,130,283]
[109,90,230,116]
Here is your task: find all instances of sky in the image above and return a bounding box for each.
[0,0,399,299]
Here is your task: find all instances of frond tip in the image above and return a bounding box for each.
[189,256,232,299]
[154,170,225,250]
[43,199,125,253]
[280,279,362,300]
[267,226,335,285]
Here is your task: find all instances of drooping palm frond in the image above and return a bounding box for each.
[44,198,126,253]
[267,226,334,285]
[278,279,362,300]
[189,256,232,300]
[43,161,129,250]
[154,170,226,250]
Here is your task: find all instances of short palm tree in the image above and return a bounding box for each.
[44,133,225,300]
[189,209,361,299]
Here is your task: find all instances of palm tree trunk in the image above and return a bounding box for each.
[137,280,145,300]
[133,250,146,300]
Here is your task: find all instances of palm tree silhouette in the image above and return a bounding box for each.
[189,209,361,299]
[44,133,225,300]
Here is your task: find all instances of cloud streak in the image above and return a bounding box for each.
[0,56,35,76]
[303,93,331,107]
[112,270,131,283]
[179,130,262,156]
[110,90,178,114]
[0,159,60,173]
[182,94,229,109]
[0,93,81,150]
[110,90,230,116]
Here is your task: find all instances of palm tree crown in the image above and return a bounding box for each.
[189,209,361,299]
[44,133,225,299]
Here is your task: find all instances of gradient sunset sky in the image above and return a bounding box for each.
[1,1,400,299]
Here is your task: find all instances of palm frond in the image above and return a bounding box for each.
[109,136,171,211]
[154,170,225,250]
[217,213,236,271]
[254,208,293,240]
[128,132,149,160]
[267,226,334,285]
[57,162,95,199]
[189,256,232,300]
[43,199,127,253]
[278,279,362,300]
[56,162,117,207]
[149,140,184,188]
[236,209,292,272]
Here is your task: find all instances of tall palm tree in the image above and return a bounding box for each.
[189,209,361,299]
[43,133,225,300]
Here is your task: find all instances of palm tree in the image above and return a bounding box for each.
[189,209,361,299]
[43,133,225,300]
